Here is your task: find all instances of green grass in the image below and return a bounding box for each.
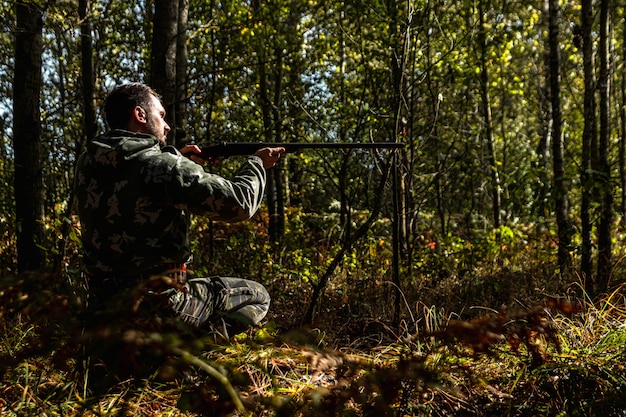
[1,275,626,416]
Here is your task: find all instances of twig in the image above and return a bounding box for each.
[171,347,249,416]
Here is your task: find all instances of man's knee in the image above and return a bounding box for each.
[213,277,270,309]
[168,276,270,329]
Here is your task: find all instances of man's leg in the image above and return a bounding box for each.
[166,276,270,330]
[211,276,271,327]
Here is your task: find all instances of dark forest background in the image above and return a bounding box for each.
[4,0,626,318]
[2,0,626,415]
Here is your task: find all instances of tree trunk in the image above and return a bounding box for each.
[255,47,278,241]
[150,0,179,145]
[535,0,552,220]
[54,0,99,273]
[339,153,351,245]
[175,0,189,141]
[424,10,447,237]
[580,0,596,288]
[596,0,613,293]
[338,9,352,245]
[478,3,502,231]
[270,48,285,241]
[304,159,394,324]
[620,12,626,228]
[13,2,45,272]
[79,0,98,145]
[388,0,407,328]
[548,0,572,272]
[251,0,286,243]
[205,0,219,145]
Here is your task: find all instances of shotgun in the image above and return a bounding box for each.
[198,141,405,160]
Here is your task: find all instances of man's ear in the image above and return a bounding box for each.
[133,106,147,125]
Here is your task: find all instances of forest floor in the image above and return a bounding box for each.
[1,269,626,416]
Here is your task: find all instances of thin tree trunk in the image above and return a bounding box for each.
[251,0,282,242]
[205,0,219,145]
[55,0,99,273]
[388,0,407,328]
[150,0,179,144]
[338,8,352,245]
[596,0,613,293]
[271,48,285,241]
[535,0,552,221]
[339,153,351,245]
[79,0,98,146]
[14,2,45,272]
[255,48,276,239]
[580,0,596,288]
[304,159,394,324]
[175,0,189,141]
[391,152,402,327]
[548,0,572,272]
[620,12,626,228]
[479,3,502,231]
[424,16,446,236]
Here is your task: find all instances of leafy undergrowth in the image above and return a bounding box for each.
[1,272,626,416]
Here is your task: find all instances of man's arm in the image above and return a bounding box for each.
[180,144,285,168]
[173,146,285,223]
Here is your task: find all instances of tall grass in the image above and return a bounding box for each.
[1,268,625,416]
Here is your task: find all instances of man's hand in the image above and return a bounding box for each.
[179,144,210,165]
[254,147,286,169]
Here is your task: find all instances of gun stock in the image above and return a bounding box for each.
[198,142,405,160]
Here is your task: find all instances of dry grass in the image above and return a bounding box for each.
[1,260,626,416]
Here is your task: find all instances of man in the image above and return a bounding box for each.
[74,82,285,335]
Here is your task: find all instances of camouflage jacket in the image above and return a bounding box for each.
[74,130,266,278]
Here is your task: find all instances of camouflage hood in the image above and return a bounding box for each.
[86,129,162,168]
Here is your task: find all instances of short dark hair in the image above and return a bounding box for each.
[104,83,160,129]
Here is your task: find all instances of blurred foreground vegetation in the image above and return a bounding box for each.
[2,212,626,416]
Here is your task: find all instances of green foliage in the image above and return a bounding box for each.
[1,0,622,284]
[3,0,626,412]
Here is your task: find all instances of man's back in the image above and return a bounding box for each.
[75,130,195,279]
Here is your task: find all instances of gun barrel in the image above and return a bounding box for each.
[199,142,404,159]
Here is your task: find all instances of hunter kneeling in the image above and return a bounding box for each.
[74,82,284,384]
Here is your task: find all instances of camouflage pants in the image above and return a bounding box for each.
[164,276,271,330]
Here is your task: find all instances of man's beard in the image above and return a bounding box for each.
[146,118,166,145]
